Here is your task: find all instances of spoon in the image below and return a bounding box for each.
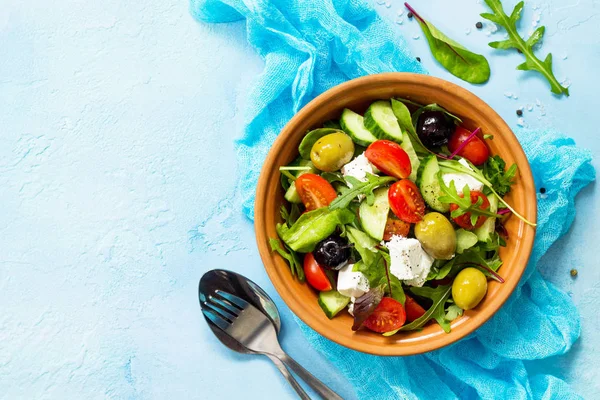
[199,269,343,400]
[199,269,309,399]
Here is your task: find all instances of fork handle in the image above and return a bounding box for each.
[266,355,311,400]
[275,352,343,400]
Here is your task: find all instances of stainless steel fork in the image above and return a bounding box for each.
[202,290,344,400]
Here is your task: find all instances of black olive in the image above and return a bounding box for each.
[416,111,455,148]
[313,234,350,270]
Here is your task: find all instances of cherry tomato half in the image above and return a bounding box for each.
[303,253,332,291]
[382,217,411,241]
[295,174,337,211]
[365,140,412,180]
[388,180,425,223]
[450,190,491,230]
[448,126,490,166]
[404,295,427,322]
[363,297,406,333]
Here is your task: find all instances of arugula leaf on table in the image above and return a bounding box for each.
[277,208,355,252]
[384,284,453,335]
[269,238,305,281]
[482,0,569,96]
[437,172,498,225]
[329,174,395,210]
[405,3,491,84]
[483,155,518,196]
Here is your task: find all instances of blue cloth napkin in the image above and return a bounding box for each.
[191,1,595,398]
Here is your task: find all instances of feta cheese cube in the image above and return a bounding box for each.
[337,263,370,298]
[341,153,377,182]
[442,158,484,192]
[386,235,434,287]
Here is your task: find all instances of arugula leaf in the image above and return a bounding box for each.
[280,204,302,227]
[405,3,490,84]
[298,128,342,160]
[482,0,569,96]
[483,155,517,196]
[320,171,346,185]
[384,284,453,335]
[329,174,395,210]
[427,259,454,281]
[277,208,355,252]
[437,172,498,220]
[438,159,536,227]
[269,238,305,281]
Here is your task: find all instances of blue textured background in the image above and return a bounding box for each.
[0,0,597,399]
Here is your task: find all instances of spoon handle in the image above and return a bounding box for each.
[275,351,343,400]
[266,355,311,400]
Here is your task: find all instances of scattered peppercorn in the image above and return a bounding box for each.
[570,269,578,277]
[540,187,546,194]
[516,109,523,116]
[476,22,483,29]
[408,12,413,19]
[416,57,421,62]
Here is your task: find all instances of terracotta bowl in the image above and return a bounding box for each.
[254,73,536,356]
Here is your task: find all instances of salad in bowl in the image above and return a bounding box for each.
[269,97,534,336]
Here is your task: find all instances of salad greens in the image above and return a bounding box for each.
[439,159,536,226]
[405,3,491,85]
[298,128,341,160]
[329,174,396,210]
[269,238,305,281]
[272,95,529,337]
[437,173,498,225]
[482,0,569,96]
[483,155,518,196]
[277,208,355,252]
[384,284,453,335]
[455,229,479,253]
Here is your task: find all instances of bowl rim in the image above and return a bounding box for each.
[254,72,537,356]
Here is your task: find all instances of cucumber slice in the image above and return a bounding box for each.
[339,109,378,147]
[359,187,390,241]
[474,193,498,242]
[418,155,450,212]
[400,130,420,182]
[318,290,350,319]
[284,182,301,203]
[363,100,404,142]
[284,160,317,203]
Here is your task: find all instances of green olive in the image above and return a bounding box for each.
[414,212,456,260]
[452,268,488,310]
[310,132,355,172]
